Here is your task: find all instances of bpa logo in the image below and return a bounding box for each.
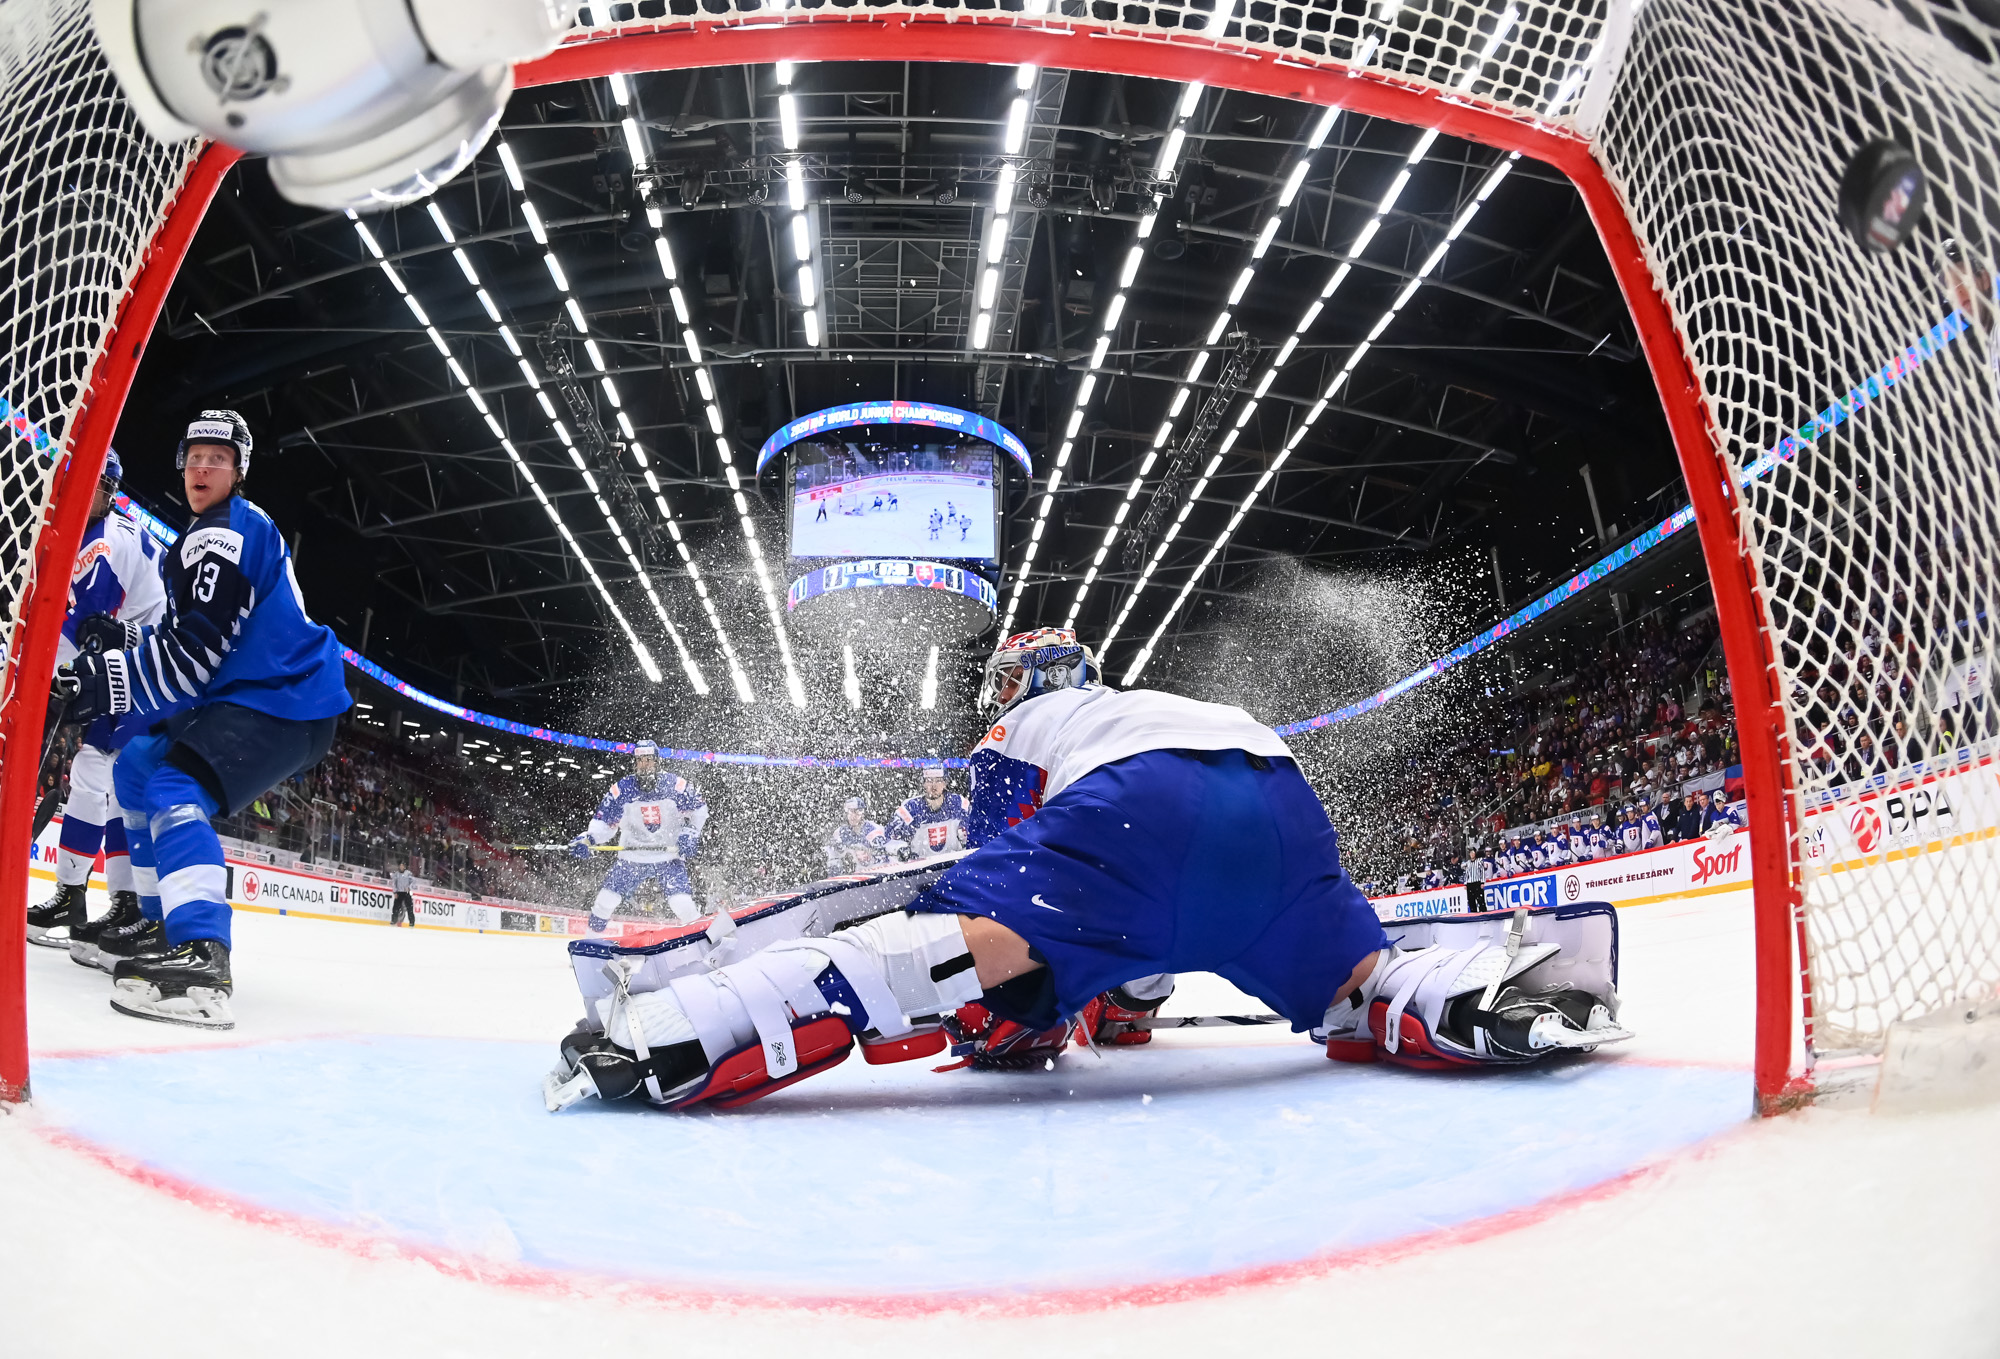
[1849,804,1883,853]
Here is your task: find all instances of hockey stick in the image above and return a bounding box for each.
[510,842,624,853]
[30,684,76,842]
[1130,1012,1286,1030]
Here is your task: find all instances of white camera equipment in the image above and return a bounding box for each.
[90,0,579,211]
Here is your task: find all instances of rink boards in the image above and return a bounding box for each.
[28,816,600,939]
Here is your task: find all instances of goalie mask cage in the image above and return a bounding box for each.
[1,0,1996,1112]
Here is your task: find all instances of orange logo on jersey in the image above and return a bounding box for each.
[985,724,1006,744]
[71,541,111,583]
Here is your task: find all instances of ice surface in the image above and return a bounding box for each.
[3,884,1996,1358]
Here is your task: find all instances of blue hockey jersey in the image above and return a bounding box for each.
[109,497,348,723]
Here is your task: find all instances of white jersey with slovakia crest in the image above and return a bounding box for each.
[586,773,709,863]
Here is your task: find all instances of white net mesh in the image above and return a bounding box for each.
[1596,0,2000,1056]
[0,0,199,698]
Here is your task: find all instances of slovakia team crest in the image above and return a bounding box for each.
[927,824,949,851]
[641,805,663,831]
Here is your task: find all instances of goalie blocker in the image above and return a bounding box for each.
[544,858,1630,1112]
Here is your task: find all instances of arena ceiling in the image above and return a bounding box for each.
[110,57,1681,733]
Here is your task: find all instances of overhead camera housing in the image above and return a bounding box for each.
[90,0,578,212]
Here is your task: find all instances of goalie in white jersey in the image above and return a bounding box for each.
[547,629,1633,1113]
[571,740,708,930]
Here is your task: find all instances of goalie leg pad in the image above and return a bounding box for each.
[1322,905,1632,1069]
[552,911,980,1110]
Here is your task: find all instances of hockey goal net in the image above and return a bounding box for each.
[2,0,1997,1110]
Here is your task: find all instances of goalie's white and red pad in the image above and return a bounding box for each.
[566,852,969,1020]
[1325,903,1632,1070]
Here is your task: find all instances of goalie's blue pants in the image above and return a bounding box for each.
[906,748,1388,1032]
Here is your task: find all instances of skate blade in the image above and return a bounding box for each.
[69,944,116,973]
[26,928,77,949]
[543,1066,599,1112]
[109,983,235,1031]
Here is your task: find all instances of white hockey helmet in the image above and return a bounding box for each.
[177,409,253,473]
[978,627,1099,718]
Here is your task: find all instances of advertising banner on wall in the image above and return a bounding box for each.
[1366,829,1753,920]
[28,818,602,937]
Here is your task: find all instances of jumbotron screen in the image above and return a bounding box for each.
[788,438,997,562]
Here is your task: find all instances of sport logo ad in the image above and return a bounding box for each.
[1689,839,1743,887]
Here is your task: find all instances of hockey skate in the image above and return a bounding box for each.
[26,882,88,949]
[1322,904,1634,1070]
[109,939,235,1030]
[74,910,164,973]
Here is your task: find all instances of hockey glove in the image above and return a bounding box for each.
[74,612,142,656]
[570,835,594,860]
[56,652,130,726]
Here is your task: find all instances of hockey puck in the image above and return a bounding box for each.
[1838,138,1926,254]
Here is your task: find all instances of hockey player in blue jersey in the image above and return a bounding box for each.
[26,450,167,953]
[55,411,349,1029]
[889,765,968,858]
[824,796,889,872]
[571,740,708,929]
[547,628,1632,1112]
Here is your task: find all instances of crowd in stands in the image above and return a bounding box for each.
[216,722,522,898]
[1354,610,1746,896]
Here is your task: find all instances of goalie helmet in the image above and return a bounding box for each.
[100,447,122,488]
[176,409,253,473]
[977,627,1100,718]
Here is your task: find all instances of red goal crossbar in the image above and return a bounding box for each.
[0,20,1805,1110]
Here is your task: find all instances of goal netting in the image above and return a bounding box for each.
[1596,0,2000,1069]
[2,0,1996,1105]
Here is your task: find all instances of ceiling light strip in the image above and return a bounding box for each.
[996,80,1204,638]
[1114,155,1521,684]
[348,209,678,688]
[1056,102,1337,636]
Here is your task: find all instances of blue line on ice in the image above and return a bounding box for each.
[33,1037,1744,1293]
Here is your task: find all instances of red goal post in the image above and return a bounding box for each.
[3,0,1995,1112]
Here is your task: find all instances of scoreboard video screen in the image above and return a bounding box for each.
[788,438,998,563]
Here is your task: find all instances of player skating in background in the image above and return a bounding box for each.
[572,740,708,930]
[25,449,166,953]
[56,411,350,1029]
[824,795,889,872]
[548,628,1631,1112]
[888,764,967,859]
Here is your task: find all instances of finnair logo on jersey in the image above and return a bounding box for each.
[179,526,243,569]
[1483,875,1555,910]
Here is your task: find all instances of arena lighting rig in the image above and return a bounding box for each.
[8,300,1964,772]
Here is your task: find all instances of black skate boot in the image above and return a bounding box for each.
[110,939,234,1030]
[26,882,88,949]
[79,913,166,974]
[71,891,141,950]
